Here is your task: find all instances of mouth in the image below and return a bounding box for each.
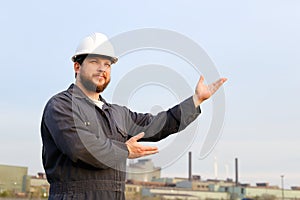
[93,74,106,79]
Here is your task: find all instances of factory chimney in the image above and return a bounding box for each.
[235,158,239,186]
[188,151,192,181]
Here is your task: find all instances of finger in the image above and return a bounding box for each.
[140,146,158,151]
[219,78,227,84]
[142,150,159,156]
[132,132,145,141]
[210,78,227,93]
[214,78,225,88]
[141,146,159,154]
[215,78,227,88]
[199,75,204,84]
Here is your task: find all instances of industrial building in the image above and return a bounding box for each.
[0,164,49,198]
[124,154,300,200]
[126,159,161,182]
[218,183,300,200]
[125,177,300,200]
[2,154,300,200]
[0,164,28,194]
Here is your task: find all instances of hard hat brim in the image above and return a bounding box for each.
[72,53,118,64]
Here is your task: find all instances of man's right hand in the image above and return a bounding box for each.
[125,132,159,159]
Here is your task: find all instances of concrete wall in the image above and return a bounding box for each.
[246,187,300,199]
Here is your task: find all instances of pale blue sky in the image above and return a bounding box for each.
[0,0,299,188]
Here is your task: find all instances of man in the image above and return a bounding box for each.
[41,32,227,199]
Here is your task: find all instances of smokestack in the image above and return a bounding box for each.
[235,158,238,186]
[188,151,192,181]
[214,156,218,180]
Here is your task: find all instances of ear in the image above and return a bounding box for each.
[74,62,81,74]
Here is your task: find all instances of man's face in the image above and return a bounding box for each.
[76,55,112,93]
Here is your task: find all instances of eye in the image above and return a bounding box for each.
[90,60,98,64]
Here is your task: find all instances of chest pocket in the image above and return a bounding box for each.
[116,124,128,138]
[98,107,128,142]
[108,109,128,142]
[78,101,129,141]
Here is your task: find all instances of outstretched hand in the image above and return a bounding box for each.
[126,132,159,159]
[193,75,227,107]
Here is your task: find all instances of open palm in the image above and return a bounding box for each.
[194,76,227,106]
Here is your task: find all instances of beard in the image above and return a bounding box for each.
[80,73,110,93]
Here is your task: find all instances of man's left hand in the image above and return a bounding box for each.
[193,75,227,107]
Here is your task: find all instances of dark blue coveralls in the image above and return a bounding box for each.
[41,84,201,199]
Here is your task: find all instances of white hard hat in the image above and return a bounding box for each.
[71,32,118,64]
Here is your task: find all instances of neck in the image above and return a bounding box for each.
[75,80,100,101]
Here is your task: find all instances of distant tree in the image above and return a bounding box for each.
[0,190,13,197]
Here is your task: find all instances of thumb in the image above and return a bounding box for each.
[199,75,204,83]
[132,132,145,141]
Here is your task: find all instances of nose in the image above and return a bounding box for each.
[97,64,110,72]
[98,67,108,72]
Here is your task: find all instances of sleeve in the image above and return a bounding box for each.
[126,96,201,142]
[43,96,129,169]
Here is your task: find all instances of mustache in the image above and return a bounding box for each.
[93,73,106,78]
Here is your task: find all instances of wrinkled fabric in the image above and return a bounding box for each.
[41,84,201,199]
